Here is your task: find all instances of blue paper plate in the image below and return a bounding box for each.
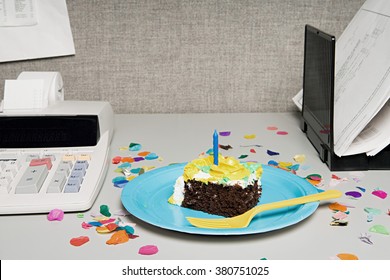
[121,163,321,235]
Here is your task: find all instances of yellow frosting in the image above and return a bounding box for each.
[183,154,262,184]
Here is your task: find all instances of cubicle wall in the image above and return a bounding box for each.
[0,0,365,114]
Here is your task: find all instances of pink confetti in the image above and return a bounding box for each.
[372,190,387,199]
[138,245,159,255]
[276,131,288,135]
[47,209,64,221]
[82,222,93,229]
[267,126,278,131]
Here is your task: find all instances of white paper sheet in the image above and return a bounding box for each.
[0,0,37,27]
[333,0,390,156]
[0,0,75,62]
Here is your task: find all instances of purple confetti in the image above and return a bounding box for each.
[345,191,362,198]
[133,157,145,162]
[219,131,231,137]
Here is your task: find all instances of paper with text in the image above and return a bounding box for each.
[0,0,75,62]
[0,0,37,27]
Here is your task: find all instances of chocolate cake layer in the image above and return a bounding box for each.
[181,179,262,217]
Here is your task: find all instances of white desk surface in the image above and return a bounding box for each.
[1,112,389,260]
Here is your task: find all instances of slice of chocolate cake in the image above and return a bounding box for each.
[169,155,262,217]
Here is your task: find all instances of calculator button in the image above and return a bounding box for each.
[15,165,48,194]
[64,179,81,193]
[29,158,53,170]
[0,177,12,194]
[47,173,67,193]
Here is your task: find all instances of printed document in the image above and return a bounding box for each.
[0,0,75,62]
[294,0,390,157]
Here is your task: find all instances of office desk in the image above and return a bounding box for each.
[1,112,389,260]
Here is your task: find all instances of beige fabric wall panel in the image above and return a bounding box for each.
[0,0,365,114]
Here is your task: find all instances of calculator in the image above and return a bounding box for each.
[0,101,114,214]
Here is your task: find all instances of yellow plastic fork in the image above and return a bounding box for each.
[186,189,342,229]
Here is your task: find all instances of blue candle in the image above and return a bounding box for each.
[213,129,218,165]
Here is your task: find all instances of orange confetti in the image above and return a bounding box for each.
[106,230,129,245]
[70,236,90,247]
[121,157,134,163]
[329,202,348,212]
[96,223,118,233]
[138,151,150,157]
[337,253,359,260]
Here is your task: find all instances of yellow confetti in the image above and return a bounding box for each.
[244,134,256,139]
[119,146,128,151]
[293,154,306,163]
[126,175,137,181]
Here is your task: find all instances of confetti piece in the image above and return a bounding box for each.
[114,181,128,188]
[106,230,130,245]
[238,154,248,159]
[137,151,150,157]
[88,221,102,227]
[70,236,89,247]
[219,131,231,136]
[369,225,389,235]
[337,253,358,260]
[123,225,135,235]
[267,126,278,131]
[244,134,256,139]
[119,146,128,151]
[118,162,132,169]
[113,209,130,216]
[329,202,347,212]
[267,150,279,156]
[293,154,306,163]
[47,209,64,221]
[219,144,233,150]
[82,222,93,229]
[112,176,126,183]
[138,245,159,255]
[364,207,381,216]
[77,213,84,218]
[121,157,134,163]
[96,223,118,233]
[276,131,288,135]
[129,143,142,151]
[133,157,145,162]
[372,189,387,199]
[112,156,121,164]
[332,211,348,220]
[100,218,116,225]
[126,175,137,181]
[356,186,366,192]
[250,148,256,153]
[358,233,373,245]
[131,168,142,174]
[100,205,111,217]
[145,153,158,160]
[330,220,348,226]
[345,191,362,198]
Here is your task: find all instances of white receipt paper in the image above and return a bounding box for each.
[0,0,75,62]
[3,79,45,110]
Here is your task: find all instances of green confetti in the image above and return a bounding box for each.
[100,204,111,217]
[369,224,389,235]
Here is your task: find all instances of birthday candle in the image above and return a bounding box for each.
[213,130,218,165]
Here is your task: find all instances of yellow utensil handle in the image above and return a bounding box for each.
[252,189,342,215]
